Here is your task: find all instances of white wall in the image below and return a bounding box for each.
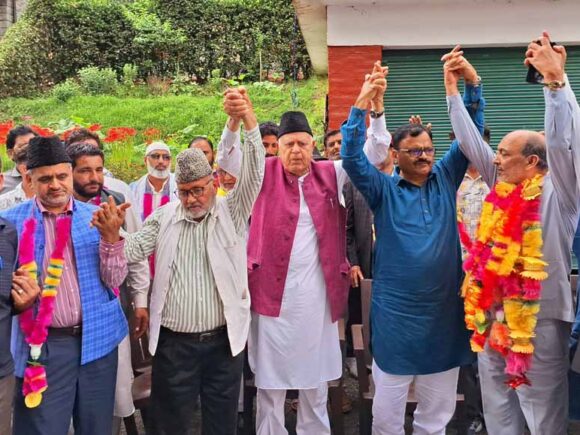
[327,0,580,48]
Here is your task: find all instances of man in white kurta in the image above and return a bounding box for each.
[218,66,390,434]
[129,142,177,222]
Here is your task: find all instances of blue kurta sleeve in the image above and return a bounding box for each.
[341,107,386,211]
[463,84,486,136]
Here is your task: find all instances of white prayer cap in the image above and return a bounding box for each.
[145,141,170,156]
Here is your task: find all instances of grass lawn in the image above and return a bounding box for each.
[0,77,327,182]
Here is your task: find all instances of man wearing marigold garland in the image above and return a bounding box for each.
[0,136,129,434]
[445,33,580,435]
[341,60,485,433]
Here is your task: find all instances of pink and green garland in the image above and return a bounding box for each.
[18,215,72,408]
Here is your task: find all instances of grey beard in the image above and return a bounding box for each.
[147,162,170,179]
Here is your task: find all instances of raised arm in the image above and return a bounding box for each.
[363,67,392,166]
[223,88,266,234]
[341,64,389,210]
[444,46,496,187]
[527,33,580,215]
[216,114,243,178]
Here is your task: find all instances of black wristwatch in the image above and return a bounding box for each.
[370,110,384,119]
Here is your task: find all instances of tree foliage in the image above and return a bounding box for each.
[0,0,311,97]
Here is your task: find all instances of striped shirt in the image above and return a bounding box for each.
[457,173,489,240]
[124,126,264,333]
[37,198,127,327]
[161,205,226,332]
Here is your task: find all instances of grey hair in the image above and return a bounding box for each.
[522,134,548,171]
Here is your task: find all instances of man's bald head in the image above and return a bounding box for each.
[494,130,547,184]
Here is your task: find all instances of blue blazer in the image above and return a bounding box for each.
[1,199,128,376]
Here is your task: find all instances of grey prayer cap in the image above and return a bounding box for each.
[175,148,213,184]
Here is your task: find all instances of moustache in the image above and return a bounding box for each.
[415,159,431,165]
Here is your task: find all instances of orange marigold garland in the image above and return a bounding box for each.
[459,174,547,389]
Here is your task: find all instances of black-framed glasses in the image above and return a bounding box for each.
[174,179,213,199]
[398,147,435,158]
[148,153,171,161]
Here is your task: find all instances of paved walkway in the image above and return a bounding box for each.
[119,375,580,434]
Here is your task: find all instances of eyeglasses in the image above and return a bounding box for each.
[398,147,435,158]
[148,153,171,161]
[175,179,214,199]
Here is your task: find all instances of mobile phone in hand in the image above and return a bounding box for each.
[526,40,557,84]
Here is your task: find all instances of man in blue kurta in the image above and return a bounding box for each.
[341,67,483,434]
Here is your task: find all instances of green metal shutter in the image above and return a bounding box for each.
[382,47,580,160]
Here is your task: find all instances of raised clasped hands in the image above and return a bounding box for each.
[223,86,257,130]
[442,45,479,94]
[91,196,130,244]
[525,31,566,82]
[409,115,432,132]
[355,61,389,110]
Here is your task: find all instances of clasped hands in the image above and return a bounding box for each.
[91,196,130,244]
[223,86,258,131]
[354,61,389,110]
[443,31,566,90]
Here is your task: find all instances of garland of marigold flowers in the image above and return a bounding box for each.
[18,215,72,408]
[459,174,547,389]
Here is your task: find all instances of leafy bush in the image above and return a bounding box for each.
[155,0,311,82]
[122,64,139,87]
[0,0,135,97]
[78,67,118,95]
[0,5,52,97]
[0,0,311,97]
[52,79,82,102]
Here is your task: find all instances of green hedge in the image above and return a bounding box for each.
[0,0,311,97]
[154,0,311,81]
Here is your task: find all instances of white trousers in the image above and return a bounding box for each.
[371,360,460,435]
[479,319,570,435]
[256,384,330,435]
[114,335,135,417]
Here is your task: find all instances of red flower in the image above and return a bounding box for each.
[61,127,81,142]
[30,125,54,137]
[104,127,137,143]
[0,120,15,146]
[143,128,161,139]
[88,124,101,132]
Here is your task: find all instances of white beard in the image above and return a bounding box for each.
[147,162,170,179]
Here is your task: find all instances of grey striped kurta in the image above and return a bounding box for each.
[162,207,225,332]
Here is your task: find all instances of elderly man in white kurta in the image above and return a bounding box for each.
[129,142,177,222]
[217,66,390,434]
